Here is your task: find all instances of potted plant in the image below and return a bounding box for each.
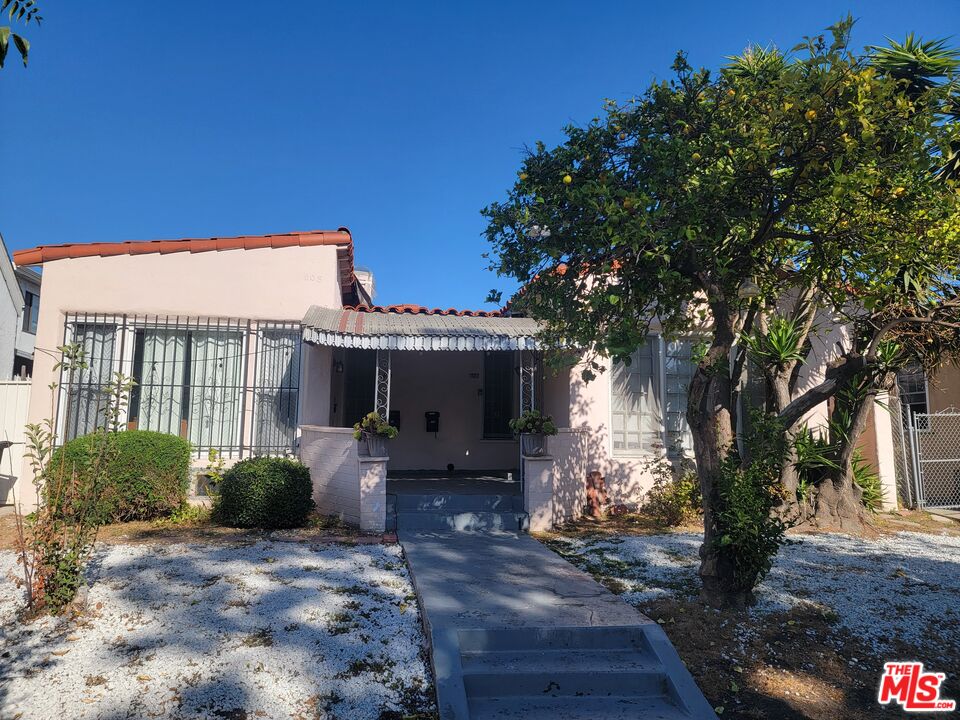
[353,412,398,457]
[509,409,558,457]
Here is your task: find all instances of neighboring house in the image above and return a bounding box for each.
[1,233,41,379]
[11,229,903,528]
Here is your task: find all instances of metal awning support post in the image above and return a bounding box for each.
[374,349,391,418]
[520,350,538,415]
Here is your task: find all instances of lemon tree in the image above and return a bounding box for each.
[483,17,960,605]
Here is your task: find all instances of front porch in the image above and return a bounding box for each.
[297,305,588,533]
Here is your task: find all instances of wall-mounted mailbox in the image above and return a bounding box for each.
[425,411,440,433]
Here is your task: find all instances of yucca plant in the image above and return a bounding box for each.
[741,315,807,368]
[869,34,960,97]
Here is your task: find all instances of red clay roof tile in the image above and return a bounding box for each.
[344,304,502,318]
[13,228,359,303]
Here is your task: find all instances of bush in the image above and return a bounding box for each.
[852,450,884,512]
[642,458,702,526]
[713,411,794,593]
[213,457,314,529]
[51,430,191,524]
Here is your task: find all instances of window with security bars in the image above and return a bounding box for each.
[59,314,301,457]
[897,363,929,430]
[611,336,696,458]
[251,325,302,454]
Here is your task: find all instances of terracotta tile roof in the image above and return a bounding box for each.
[344,304,502,317]
[12,228,359,303]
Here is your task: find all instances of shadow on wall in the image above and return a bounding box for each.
[555,365,660,515]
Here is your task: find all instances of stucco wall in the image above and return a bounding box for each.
[17,244,343,509]
[548,428,587,523]
[300,425,362,526]
[568,323,845,507]
[386,350,519,472]
[926,363,960,413]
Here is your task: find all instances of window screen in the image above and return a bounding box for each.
[611,339,663,456]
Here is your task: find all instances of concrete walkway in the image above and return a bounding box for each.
[400,530,717,719]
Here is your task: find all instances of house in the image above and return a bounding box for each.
[0,234,41,379]
[11,228,904,530]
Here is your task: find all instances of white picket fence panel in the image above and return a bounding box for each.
[0,379,31,505]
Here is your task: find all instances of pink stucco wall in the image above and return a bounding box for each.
[17,245,342,507]
[385,350,519,472]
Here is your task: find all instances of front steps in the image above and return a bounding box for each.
[456,626,713,719]
[389,492,528,534]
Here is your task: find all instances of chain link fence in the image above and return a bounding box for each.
[892,393,960,509]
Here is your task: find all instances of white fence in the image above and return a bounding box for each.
[0,379,31,505]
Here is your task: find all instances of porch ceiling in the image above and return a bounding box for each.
[302,305,542,351]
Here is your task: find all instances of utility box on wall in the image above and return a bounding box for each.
[425,411,440,433]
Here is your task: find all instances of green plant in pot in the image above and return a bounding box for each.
[352,412,398,457]
[509,410,558,457]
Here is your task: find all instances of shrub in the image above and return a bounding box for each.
[51,430,191,524]
[213,457,314,529]
[642,458,702,526]
[852,450,884,512]
[713,411,795,595]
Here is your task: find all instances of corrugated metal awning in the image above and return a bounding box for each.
[302,306,543,351]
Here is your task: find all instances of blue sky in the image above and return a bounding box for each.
[2,1,958,309]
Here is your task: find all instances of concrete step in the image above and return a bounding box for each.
[464,669,669,698]
[467,695,691,720]
[460,648,657,674]
[457,626,652,653]
[395,510,529,533]
[393,493,524,513]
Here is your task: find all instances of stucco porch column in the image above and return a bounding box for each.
[359,455,388,532]
[872,391,899,512]
[523,454,555,532]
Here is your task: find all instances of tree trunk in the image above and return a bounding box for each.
[688,310,750,607]
[808,379,875,531]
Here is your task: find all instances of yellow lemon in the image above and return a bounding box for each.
[519,172,528,181]
[727,88,736,97]
[691,152,702,161]
[805,109,817,121]
[563,174,573,185]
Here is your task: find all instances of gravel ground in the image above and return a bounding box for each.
[0,540,436,720]
[546,530,960,654]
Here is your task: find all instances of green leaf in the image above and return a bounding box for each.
[608,294,620,305]
[0,26,8,69]
[12,30,26,66]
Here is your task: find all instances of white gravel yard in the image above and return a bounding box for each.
[0,540,436,720]
[545,529,960,655]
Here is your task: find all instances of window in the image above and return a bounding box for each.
[129,328,245,449]
[611,337,696,458]
[22,291,39,334]
[58,314,301,456]
[897,363,929,428]
[63,321,117,440]
[483,351,514,439]
[252,327,302,453]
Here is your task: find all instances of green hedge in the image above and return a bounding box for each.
[51,430,192,523]
[213,457,314,529]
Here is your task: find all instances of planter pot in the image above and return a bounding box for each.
[521,433,547,457]
[365,435,388,458]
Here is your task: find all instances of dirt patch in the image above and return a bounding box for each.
[540,514,960,719]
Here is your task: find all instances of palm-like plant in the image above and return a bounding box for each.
[869,35,960,181]
[868,34,960,96]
